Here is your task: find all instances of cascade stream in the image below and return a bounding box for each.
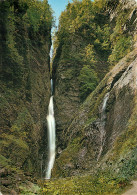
[45,79,56,179]
[97,92,109,161]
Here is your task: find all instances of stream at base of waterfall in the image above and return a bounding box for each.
[45,80,56,179]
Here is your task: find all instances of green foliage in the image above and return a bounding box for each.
[52,137,82,178]
[47,2,137,194]
[78,65,99,100]
[93,0,107,10]
[0,155,11,167]
[0,89,35,170]
[0,129,30,168]
[49,49,137,194]
[39,168,129,194]
[0,1,53,193]
[19,183,41,195]
[52,0,114,100]
[83,44,97,65]
[26,0,53,35]
[108,5,133,64]
[118,148,137,180]
[0,0,53,87]
[109,36,132,63]
[11,107,33,137]
[94,25,111,56]
[53,0,135,102]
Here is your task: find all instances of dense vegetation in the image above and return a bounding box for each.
[38,96,137,194]
[0,0,53,193]
[53,0,134,100]
[0,0,53,87]
[39,169,130,194]
[0,0,137,194]
[43,0,137,194]
[40,49,137,195]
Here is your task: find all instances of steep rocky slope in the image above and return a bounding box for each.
[53,45,137,178]
[0,0,53,194]
[52,0,137,150]
[41,0,137,194]
[40,44,137,194]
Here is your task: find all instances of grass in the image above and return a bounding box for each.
[39,168,130,195]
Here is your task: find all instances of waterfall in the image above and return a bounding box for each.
[102,93,109,113]
[51,79,53,95]
[45,80,56,179]
[97,92,109,161]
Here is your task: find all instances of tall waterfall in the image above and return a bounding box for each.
[46,80,56,179]
[97,92,109,161]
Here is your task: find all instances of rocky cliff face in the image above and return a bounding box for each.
[53,35,84,147]
[39,37,137,195]
[52,45,137,177]
[52,0,137,179]
[52,0,137,151]
[0,1,53,194]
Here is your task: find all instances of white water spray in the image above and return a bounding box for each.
[97,92,109,161]
[45,80,56,179]
[102,93,109,113]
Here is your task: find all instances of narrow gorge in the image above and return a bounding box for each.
[0,0,137,194]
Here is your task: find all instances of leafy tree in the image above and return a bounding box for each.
[109,36,132,63]
[78,65,99,100]
[0,0,54,87]
[53,0,135,101]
